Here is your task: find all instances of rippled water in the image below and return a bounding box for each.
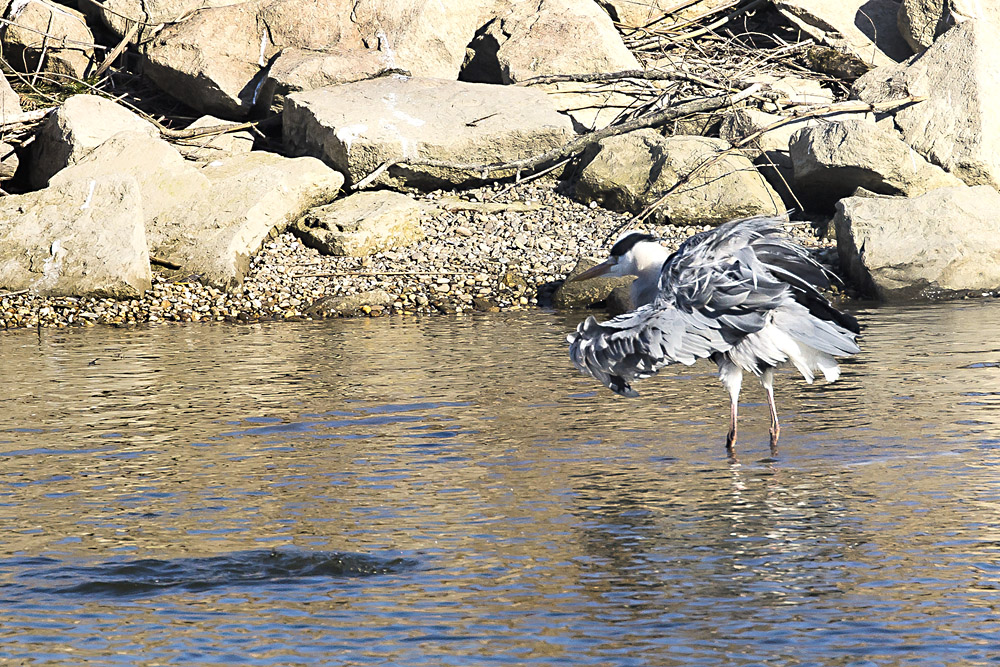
[2,301,1000,665]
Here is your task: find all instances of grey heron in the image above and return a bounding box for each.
[567,216,860,456]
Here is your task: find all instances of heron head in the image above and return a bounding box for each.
[569,232,661,282]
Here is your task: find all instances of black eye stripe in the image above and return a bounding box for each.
[609,233,658,257]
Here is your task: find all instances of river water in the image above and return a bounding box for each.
[1,300,999,665]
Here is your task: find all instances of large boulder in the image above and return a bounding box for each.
[29,95,159,188]
[852,19,1000,190]
[142,0,493,119]
[283,76,574,189]
[575,130,782,226]
[49,131,209,221]
[257,46,397,111]
[897,0,949,51]
[48,130,342,289]
[552,257,634,309]
[89,0,242,43]
[292,190,424,256]
[721,107,874,209]
[461,0,640,130]
[835,185,1000,299]
[0,75,23,124]
[773,0,912,70]
[790,119,963,206]
[897,0,1000,51]
[480,0,639,83]
[146,151,343,289]
[0,176,151,298]
[2,0,95,78]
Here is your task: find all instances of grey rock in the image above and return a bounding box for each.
[721,108,875,210]
[147,151,344,289]
[835,185,1000,299]
[141,0,493,119]
[463,0,640,131]
[721,107,873,154]
[552,257,634,309]
[898,0,949,51]
[29,95,159,188]
[0,142,18,181]
[284,76,573,189]
[853,19,1000,190]
[257,46,397,111]
[0,175,151,298]
[575,130,782,226]
[2,0,94,78]
[306,289,394,316]
[89,0,238,43]
[773,0,912,69]
[492,0,637,81]
[50,131,209,222]
[293,190,424,257]
[790,119,963,207]
[0,75,22,124]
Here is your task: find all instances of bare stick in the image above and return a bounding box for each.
[94,21,142,79]
[516,69,732,92]
[488,158,571,201]
[162,116,280,141]
[30,12,55,88]
[353,84,761,190]
[0,108,53,131]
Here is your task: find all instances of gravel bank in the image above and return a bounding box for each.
[0,183,836,329]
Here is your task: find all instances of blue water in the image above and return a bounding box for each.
[1,301,999,665]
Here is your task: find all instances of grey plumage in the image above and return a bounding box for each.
[567,215,860,453]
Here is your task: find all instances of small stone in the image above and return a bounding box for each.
[472,297,499,312]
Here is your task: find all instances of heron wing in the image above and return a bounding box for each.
[567,304,733,397]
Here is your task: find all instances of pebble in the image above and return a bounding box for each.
[0,183,837,328]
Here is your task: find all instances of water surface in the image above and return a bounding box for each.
[1,301,999,665]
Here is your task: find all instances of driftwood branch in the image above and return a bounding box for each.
[353,83,762,190]
[516,69,733,93]
[0,108,52,131]
[93,21,142,79]
[160,115,280,141]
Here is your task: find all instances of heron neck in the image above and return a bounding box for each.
[632,244,671,280]
[629,244,672,306]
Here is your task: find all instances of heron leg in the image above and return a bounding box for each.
[727,398,738,451]
[762,368,779,456]
[717,357,743,453]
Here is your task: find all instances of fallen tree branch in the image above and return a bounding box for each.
[352,83,762,190]
[93,20,142,79]
[516,68,733,92]
[160,115,280,141]
[0,108,52,131]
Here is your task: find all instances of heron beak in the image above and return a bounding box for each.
[568,259,615,282]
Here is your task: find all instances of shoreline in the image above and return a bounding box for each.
[0,183,840,330]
